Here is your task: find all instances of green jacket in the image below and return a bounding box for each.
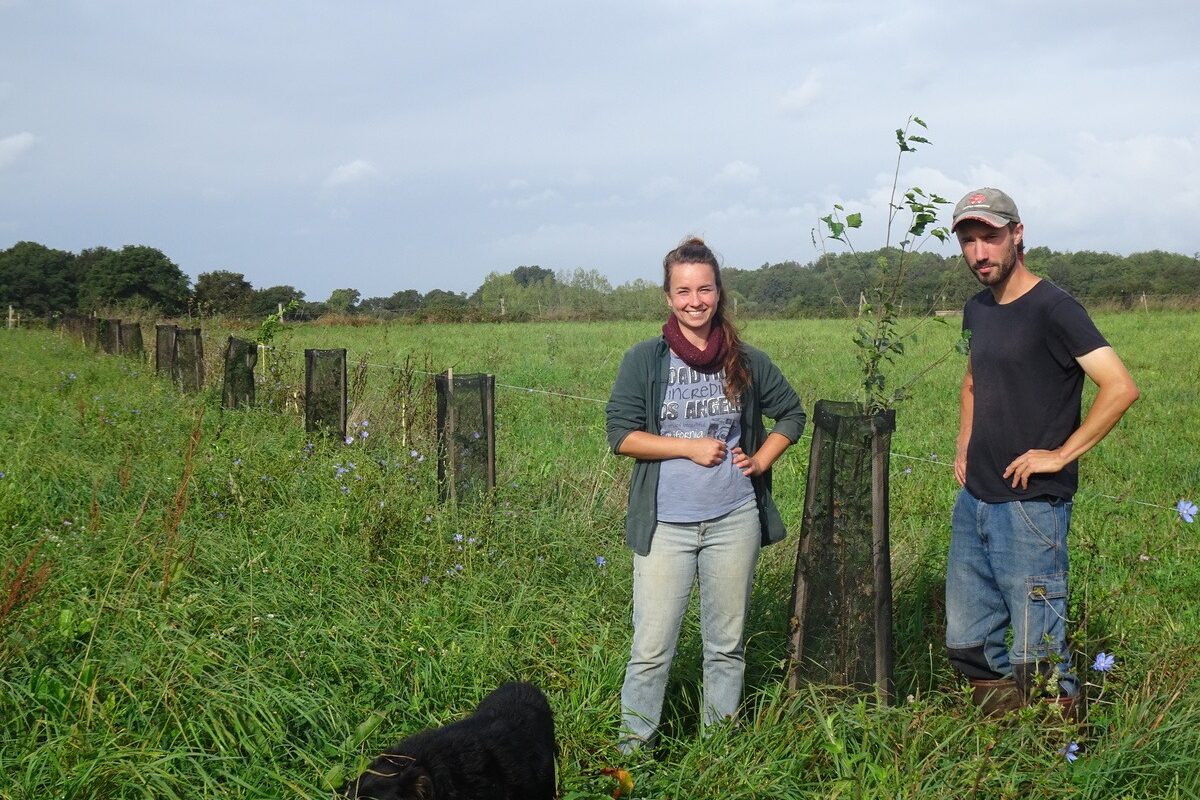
[605,336,807,555]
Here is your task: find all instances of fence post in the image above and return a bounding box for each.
[6,305,13,329]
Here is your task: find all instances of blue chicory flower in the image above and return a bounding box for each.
[1059,741,1079,763]
[1092,651,1115,672]
[345,436,354,445]
[421,575,430,585]
[596,556,607,567]
[0,471,6,479]
[453,533,464,543]
[1177,499,1197,523]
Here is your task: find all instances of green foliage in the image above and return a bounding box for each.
[324,287,362,315]
[256,299,300,345]
[0,241,78,315]
[817,117,965,413]
[78,244,191,315]
[194,270,255,316]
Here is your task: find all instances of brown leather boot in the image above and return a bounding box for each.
[969,678,1023,716]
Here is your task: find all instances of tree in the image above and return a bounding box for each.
[0,241,78,315]
[78,245,190,314]
[249,285,306,316]
[194,270,254,316]
[324,288,361,315]
[384,289,423,313]
[512,265,556,287]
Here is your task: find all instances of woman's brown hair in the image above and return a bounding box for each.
[662,236,749,402]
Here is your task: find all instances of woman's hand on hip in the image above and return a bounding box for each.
[688,437,727,467]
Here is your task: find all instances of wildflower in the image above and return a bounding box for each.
[471,431,481,440]
[417,454,426,463]
[410,449,419,458]
[345,436,354,445]
[903,467,913,475]
[0,472,6,479]
[347,462,356,470]
[929,453,938,462]
[361,420,369,428]
[454,563,463,571]
[453,533,464,543]
[68,372,76,380]
[596,556,607,568]
[424,515,432,523]
[1139,554,1151,562]
[361,431,369,439]
[1091,651,1115,672]
[422,575,430,585]
[1177,499,1197,524]
[467,537,476,545]
[340,485,350,494]
[1059,741,1079,763]
[233,458,242,466]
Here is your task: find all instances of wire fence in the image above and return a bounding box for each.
[40,317,1193,521]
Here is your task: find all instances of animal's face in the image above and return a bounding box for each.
[342,756,433,800]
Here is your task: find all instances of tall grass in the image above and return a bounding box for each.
[1,312,1198,799]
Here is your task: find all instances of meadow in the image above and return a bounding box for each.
[1,311,1198,799]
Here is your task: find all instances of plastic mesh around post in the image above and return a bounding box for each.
[222,336,259,409]
[121,322,144,358]
[173,328,205,393]
[435,372,496,503]
[97,319,121,353]
[156,324,177,376]
[304,349,347,438]
[789,400,896,697]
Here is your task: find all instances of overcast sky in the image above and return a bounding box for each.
[2,1,1198,300]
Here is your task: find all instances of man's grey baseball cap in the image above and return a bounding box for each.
[951,187,1021,231]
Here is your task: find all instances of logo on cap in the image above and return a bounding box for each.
[968,193,987,205]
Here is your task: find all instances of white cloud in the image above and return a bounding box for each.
[322,159,379,188]
[715,160,760,185]
[779,73,821,113]
[0,132,35,169]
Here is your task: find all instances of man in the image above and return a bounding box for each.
[946,187,1139,714]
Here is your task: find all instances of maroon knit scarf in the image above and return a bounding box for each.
[662,314,728,374]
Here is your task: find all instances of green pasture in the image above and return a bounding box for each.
[1,312,1198,798]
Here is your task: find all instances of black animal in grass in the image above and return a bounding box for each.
[341,681,556,800]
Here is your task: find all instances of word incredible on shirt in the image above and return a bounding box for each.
[660,365,741,433]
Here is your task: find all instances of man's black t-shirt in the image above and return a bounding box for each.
[963,280,1108,502]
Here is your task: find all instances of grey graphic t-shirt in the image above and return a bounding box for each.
[656,351,755,523]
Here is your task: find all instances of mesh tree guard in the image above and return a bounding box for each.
[788,400,896,702]
[61,316,88,345]
[98,319,121,354]
[435,371,496,503]
[222,336,259,409]
[156,324,177,376]
[304,349,347,438]
[121,322,144,358]
[173,328,205,393]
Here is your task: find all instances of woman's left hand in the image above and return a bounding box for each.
[731,447,764,477]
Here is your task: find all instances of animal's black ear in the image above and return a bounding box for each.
[403,767,434,800]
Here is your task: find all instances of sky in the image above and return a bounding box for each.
[2,1,1198,301]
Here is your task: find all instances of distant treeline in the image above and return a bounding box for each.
[2,240,1197,323]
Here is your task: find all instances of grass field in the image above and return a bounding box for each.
[2,312,1199,798]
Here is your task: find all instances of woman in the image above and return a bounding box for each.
[605,236,806,752]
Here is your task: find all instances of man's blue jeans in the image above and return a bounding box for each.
[946,488,1079,697]
[619,499,761,752]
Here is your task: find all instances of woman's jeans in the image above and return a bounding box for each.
[619,499,760,752]
[945,488,1078,697]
